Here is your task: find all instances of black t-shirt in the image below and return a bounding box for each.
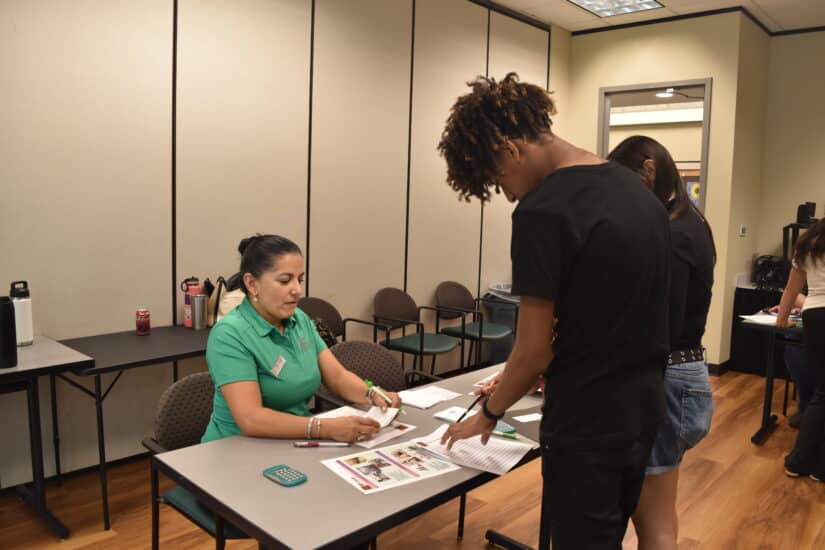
[668,206,714,351]
[511,162,670,450]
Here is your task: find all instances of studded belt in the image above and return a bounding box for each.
[668,347,705,366]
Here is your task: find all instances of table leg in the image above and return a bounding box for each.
[16,376,69,539]
[751,332,778,445]
[49,373,62,486]
[151,459,160,550]
[94,375,111,529]
[457,492,466,540]
[173,360,179,383]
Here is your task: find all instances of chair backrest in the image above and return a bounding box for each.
[152,372,214,451]
[330,341,407,392]
[374,287,418,329]
[298,296,345,337]
[435,281,475,320]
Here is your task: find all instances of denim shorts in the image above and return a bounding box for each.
[647,359,714,475]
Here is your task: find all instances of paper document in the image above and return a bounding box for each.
[473,371,500,387]
[322,441,461,494]
[434,406,515,433]
[398,386,461,409]
[414,425,535,476]
[739,313,780,326]
[317,406,413,448]
[513,412,542,423]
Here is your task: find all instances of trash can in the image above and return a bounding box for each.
[482,291,519,364]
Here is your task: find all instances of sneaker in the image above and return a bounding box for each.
[811,474,824,482]
[786,467,805,478]
[785,457,811,478]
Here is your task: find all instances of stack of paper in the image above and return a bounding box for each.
[414,425,535,476]
[398,386,461,409]
[317,406,414,448]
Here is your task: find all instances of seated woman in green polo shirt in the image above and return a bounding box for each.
[201,234,401,444]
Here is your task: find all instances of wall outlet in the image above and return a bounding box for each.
[739,224,748,237]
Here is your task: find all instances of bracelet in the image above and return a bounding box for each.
[306,417,314,440]
[482,397,504,422]
[315,418,322,439]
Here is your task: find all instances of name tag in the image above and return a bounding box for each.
[271,356,287,377]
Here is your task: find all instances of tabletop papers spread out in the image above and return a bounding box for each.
[317,406,414,448]
[414,425,534,476]
[321,441,460,494]
[397,386,461,409]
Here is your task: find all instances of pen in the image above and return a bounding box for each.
[293,441,351,448]
[366,380,407,415]
[491,431,518,440]
[456,394,484,423]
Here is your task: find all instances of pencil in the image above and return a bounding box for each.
[456,394,484,423]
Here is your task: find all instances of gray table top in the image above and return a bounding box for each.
[61,325,209,375]
[0,335,94,383]
[156,364,542,549]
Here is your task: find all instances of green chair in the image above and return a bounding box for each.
[143,372,249,549]
[373,287,459,375]
[435,281,515,370]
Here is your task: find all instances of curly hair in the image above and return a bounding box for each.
[437,73,556,202]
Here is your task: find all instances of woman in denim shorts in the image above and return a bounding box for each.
[609,137,715,550]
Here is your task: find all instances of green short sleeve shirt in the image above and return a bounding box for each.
[201,297,327,443]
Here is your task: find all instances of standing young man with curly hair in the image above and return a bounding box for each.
[439,74,671,549]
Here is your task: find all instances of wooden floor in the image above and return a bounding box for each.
[2,371,824,549]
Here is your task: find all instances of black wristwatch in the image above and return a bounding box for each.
[482,397,504,422]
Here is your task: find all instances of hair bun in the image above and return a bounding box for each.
[237,234,261,255]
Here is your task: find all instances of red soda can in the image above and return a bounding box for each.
[136,308,151,335]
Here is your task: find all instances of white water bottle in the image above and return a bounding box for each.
[10,281,33,346]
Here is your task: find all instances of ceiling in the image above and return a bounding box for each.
[492,0,825,33]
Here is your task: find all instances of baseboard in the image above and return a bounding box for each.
[708,361,730,376]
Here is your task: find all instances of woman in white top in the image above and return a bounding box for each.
[777,217,825,481]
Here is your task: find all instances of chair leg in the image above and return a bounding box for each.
[467,341,475,370]
[215,515,226,550]
[151,461,160,550]
[430,355,437,376]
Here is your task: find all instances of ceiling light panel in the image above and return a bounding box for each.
[567,0,664,18]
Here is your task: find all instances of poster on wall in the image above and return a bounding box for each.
[676,161,702,209]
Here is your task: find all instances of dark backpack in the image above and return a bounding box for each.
[752,255,790,291]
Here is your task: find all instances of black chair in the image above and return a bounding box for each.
[298,296,345,340]
[372,287,459,375]
[143,373,249,549]
[435,281,515,370]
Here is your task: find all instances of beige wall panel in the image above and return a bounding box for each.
[407,0,486,305]
[176,0,310,313]
[757,32,825,256]
[0,0,172,484]
[407,0,486,373]
[569,13,741,364]
[309,0,411,337]
[549,27,571,136]
[609,122,703,161]
[482,14,549,295]
[727,17,768,303]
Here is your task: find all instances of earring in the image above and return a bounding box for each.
[253,295,259,302]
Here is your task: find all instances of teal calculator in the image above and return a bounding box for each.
[495,420,516,434]
[263,464,307,487]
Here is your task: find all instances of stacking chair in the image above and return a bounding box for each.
[298,296,345,341]
[373,287,459,375]
[143,372,249,549]
[435,281,515,370]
